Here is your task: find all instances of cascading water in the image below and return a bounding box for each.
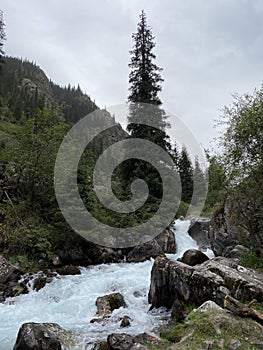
[0,219,211,349]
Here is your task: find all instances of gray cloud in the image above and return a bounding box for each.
[1,0,263,149]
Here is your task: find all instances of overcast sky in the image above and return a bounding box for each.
[1,0,263,150]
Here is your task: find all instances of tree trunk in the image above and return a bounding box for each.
[224,295,263,325]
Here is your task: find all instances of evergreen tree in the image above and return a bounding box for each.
[127,10,170,150]
[121,11,171,200]
[178,146,193,203]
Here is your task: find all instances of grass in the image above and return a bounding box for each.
[148,308,263,350]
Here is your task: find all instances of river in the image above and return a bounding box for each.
[0,219,213,349]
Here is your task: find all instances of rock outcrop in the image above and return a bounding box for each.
[13,322,75,350]
[155,228,176,254]
[148,256,263,309]
[0,255,21,284]
[126,239,164,263]
[188,217,211,250]
[0,255,27,301]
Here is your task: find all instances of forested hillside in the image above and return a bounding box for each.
[1,56,97,123]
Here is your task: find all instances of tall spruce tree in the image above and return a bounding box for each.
[120,10,172,218]
[127,10,170,150]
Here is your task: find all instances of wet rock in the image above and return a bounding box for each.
[148,256,263,309]
[107,333,134,350]
[0,255,21,284]
[33,275,52,291]
[188,217,211,249]
[120,315,131,328]
[155,227,176,254]
[91,341,110,350]
[55,265,81,275]
[178,249,209,266]
[13,322,75,350]
[127,240,164,263]
[96,292,126,317]
[4,281,28,298]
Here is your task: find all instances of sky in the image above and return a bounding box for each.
[1,0,263,151]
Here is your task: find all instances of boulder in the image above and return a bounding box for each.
[95,292,126,317]
[0,255,21,284]
[148,256,263,309]
[155,227,176,254]
[107,333,155,350]
[13,322,75,350]
[126,240,164,263]
[91,341,110,350]
[107,333,134,350]
[55,265,81,275]
[178,249,209,266]
[120,315,131,328]
[224,245,250,260]
[188,217,211,249]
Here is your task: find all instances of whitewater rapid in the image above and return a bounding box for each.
[0,219,210,349]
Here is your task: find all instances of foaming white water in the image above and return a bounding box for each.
[169,219,197,258]
[0,219,208,349]
[0,260,168,350]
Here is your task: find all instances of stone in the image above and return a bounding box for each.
[188,217,211,249]
[91,341,110,350]
[55,265,81,275]
[133,333,160,346]
[120,315,131,328]
[155,227,176,254]
[0,255,21,284]
[195,300,223,312]
[107,333,134,350]
[178,249,209,266]
[129,344,149,350]
[95,292,126,317]
[229,339,242,350]
[127,240,164,263]
[13,322,75,350]
[225,245,250,260]
[148,256,263,309]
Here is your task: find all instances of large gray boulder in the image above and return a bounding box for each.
[126,239,164,263]
[155,227,176,254]
[148,256,263,309]
[13,322,75,350]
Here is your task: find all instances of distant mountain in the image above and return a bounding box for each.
[0,56,98,123]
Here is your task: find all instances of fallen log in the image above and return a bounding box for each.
[224,295,263,325]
